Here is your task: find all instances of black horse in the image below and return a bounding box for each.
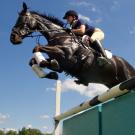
[10,3,135,88]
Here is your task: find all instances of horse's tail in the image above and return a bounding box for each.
[113,56,135,80]
[120,57,135,76]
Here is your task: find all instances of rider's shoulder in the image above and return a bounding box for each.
[76,19,85,26]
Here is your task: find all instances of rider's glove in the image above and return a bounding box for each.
[65,28,72,33]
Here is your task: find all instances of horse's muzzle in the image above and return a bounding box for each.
[10,33,22,45]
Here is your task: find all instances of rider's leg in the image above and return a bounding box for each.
[92,40,108,58]
[92,40,110,66]
[82,35,107,58]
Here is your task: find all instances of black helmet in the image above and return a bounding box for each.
[63,10,78,19]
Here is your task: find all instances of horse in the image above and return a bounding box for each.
[10,3,135,88]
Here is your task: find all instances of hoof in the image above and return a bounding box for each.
[51,59,60,70]
[29,58,37,66]
[39,60,50,68]
[45,72,58,80]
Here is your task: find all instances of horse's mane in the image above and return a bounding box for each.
[31,11,64,27]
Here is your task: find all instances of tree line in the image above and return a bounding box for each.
[0,127,51,135]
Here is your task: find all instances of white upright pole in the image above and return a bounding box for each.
[54,80,61,135]
[55,80,61,116]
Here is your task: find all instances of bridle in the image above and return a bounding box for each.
[12,12,92,50]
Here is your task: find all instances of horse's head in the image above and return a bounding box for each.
[10,3,37,45]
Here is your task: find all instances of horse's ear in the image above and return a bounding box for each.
[22,2,28,13]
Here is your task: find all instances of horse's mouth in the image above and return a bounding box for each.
[10,33,22,45]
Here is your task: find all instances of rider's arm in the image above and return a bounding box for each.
[71,24,86,35]
[90,28,105,42]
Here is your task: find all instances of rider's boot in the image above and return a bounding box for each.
[92,40,109,66]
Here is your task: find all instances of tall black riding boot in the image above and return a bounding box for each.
[92,40,109,66]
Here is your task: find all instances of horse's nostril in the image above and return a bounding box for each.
[10,33,22,44]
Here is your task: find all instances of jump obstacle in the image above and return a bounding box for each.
[53,77,135,135]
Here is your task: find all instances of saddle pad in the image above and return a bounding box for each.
[105,50,112,59]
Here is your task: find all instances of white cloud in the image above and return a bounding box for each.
[129,26,135,35]
[0,128,17,133]
[43,126,48,130]
[46,87,55,92]
[79,14,102,24]
[61,79,108,98]
[69,1,98,13]
[46,79,108,98]
[70,1,91,7]
[94,18,103,24]
[27,124,32,128]
[110,1,120,11]
[0,113,10,124]
[42,126,53,134]
[40,114,50,119]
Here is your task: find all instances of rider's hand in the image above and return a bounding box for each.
[65,28,71,33]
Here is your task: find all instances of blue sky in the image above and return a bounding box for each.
[0,0,135,133]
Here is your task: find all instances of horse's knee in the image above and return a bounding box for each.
[29,58,37,66]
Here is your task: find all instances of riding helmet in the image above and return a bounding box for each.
[63,10,78,19]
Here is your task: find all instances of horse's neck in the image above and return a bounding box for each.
[35,15,63,40]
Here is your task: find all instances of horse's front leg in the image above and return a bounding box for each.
[29,57,58,80]
[39,45,65,58]
[29,45,63,80]
[32,45,61,71]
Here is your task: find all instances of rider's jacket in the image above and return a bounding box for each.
[71,19,95,37]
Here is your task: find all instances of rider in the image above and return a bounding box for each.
[63,10,108,64]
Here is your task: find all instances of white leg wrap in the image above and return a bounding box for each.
[32,64,46,78]
[33,52,46,65]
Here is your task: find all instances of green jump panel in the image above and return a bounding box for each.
[63,106,99,135]
[62,91,135,135]
[102,92,135,135]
